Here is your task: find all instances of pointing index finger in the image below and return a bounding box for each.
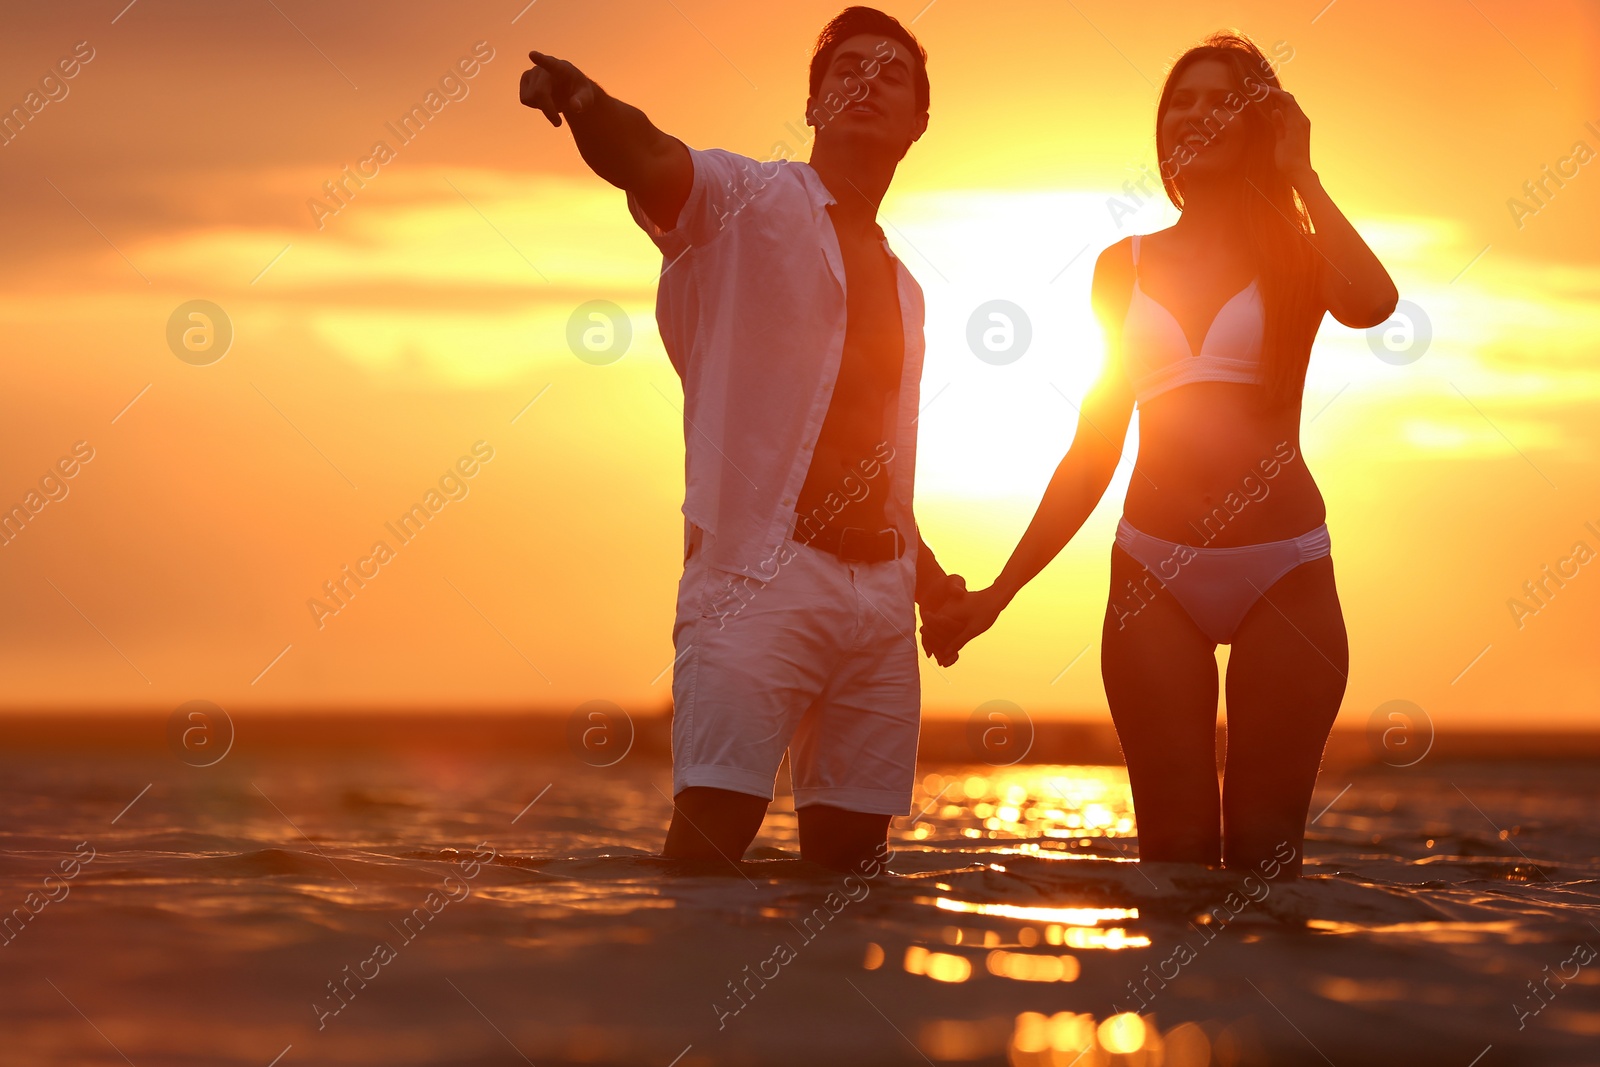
[529,51,576,78]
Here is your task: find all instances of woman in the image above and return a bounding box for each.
[922,32,1397,877]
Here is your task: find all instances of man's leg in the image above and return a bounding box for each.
[796,804,891,871]
[664,531,846,864]
[663,786,769,863]
[789,555,919,871]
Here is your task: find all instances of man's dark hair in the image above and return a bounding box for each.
[809,6,929,115]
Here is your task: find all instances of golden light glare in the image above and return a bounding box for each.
[1097,1012,1147,1054]
[925,953,973,983]
[1047,1012,1096,1053]
[903,945,974,983]
[985,949,1081,982]
[934,898,1138,926]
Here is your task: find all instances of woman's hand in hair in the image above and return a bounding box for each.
[1264,87,1314,185]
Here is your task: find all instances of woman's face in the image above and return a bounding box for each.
[1160,58,1253,182]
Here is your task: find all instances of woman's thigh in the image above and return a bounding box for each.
[1102,544,1225,858]
[1222,554,1349,864]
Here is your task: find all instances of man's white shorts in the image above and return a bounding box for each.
[669,525,921,816]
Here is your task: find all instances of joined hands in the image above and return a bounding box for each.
[918,581,1006,667]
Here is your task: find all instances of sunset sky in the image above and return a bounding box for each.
[1,0,1596,728]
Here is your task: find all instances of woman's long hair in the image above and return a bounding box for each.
[1154,32,1322,409]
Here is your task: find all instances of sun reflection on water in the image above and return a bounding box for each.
[933,898,1139,926]
[907,766,1138,847]
[1008,1011,1219,1067]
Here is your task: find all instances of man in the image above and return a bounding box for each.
[520,7,961,872]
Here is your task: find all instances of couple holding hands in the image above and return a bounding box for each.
[521,7,1397,876]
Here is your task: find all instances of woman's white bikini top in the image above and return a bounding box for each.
[1121,234,1266,403]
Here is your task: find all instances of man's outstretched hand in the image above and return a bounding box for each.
[520,51,598,126]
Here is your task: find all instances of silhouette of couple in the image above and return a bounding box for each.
[521,7,1397,876]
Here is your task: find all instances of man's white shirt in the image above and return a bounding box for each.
[627,147,926,582]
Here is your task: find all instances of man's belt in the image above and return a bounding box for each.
[792,514,905,563]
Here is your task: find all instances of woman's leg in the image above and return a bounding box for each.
[1222,555,1348,876]
[1102,544,1225,865]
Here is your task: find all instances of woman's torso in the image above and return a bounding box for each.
[1116,231,1326,547]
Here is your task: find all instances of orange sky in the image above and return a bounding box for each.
[1,0,1597,728]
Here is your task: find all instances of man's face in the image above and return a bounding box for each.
[807,32,927,159]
